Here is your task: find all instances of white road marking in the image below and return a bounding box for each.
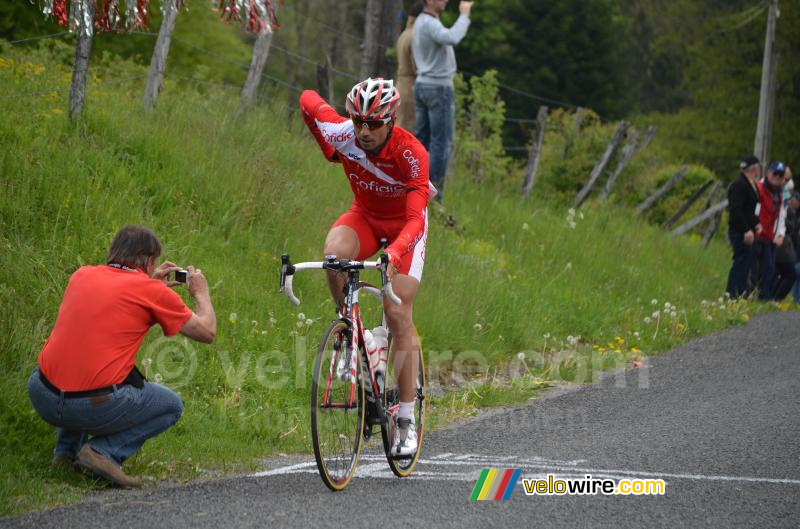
[250,453,800,486]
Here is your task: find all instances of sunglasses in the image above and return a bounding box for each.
[351,116,390,130]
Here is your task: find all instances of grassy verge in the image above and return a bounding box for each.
[0,42,784,516]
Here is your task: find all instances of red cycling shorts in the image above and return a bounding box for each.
[332,203,427,282]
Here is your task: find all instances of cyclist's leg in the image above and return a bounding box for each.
[383,209,427,405]
[324,206,379,309]
[383,275,420,404]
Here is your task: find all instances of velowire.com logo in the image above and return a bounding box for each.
[469,469,522,501]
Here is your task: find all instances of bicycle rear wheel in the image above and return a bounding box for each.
[381,347,426,477]
[311,319,365,491]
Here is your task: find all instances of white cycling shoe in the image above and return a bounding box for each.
[391,417,418,457]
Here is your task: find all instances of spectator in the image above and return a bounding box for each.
[412,0,473,202]
[754,161,787,300]
[725,155,762,298]
[396,2,423,131]
[774,166,796,300]
[27,226,216,488]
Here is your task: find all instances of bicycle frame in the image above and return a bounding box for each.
[280,253,400,422]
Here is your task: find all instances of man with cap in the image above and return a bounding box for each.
[725,155,762,298]
[754,161,788,299]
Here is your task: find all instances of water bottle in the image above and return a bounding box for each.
[371,326,389,375]
[363,329,381,376]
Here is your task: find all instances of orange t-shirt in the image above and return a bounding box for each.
[38,264,193,391]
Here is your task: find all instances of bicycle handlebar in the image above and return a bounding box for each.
[280,254,402,307]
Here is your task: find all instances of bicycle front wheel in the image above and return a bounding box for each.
[311,319,365,491]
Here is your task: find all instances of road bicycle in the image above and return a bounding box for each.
[280,252,426,491]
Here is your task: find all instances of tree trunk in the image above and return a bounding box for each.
[68,0,95,122]
[143,1,179,111]
[360,0,402,79]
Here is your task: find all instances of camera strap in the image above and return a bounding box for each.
[108,262,139,273]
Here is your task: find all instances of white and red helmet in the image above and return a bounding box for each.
[345,78,401,121]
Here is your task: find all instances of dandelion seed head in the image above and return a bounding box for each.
[651,299,658,305]
[474,323,482,331]
[297,312,306,321]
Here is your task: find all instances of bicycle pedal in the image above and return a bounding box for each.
[363,426,374,440]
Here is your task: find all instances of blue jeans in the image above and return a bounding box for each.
[754,240,777,300]
[414,82,455,200]
[726,232,756,298]
[27,368,183,464]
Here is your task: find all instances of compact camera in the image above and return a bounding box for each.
[174,269,188,284]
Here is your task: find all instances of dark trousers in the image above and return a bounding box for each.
[773,260,797,301]
[754,240,777,300]
[726,232,755,298]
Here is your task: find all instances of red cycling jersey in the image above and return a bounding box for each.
[299,90,435,266]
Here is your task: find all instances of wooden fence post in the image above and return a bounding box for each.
[661,179,715,229]
[241,14,278,108]
[600,128,640,202]
[637,125,657,153]
[699,181,722,230]
[703,209,724,247]
[521,105,548,198]
[68,0,96,122]
[701,182,724,247]
[316,56,334,104]
[672,200,729,236]
[574,121,628,208]
[636,165,688,215]
[562,106,587,160]
[143,1,179,111]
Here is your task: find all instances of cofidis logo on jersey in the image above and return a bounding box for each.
[469,469,522,500]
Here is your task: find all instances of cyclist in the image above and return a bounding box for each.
[299,78,434,456]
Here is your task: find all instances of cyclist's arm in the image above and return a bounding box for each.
[299,90,346,163]
[386,144,430,268]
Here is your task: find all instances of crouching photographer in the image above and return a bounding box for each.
[27,225,216,488]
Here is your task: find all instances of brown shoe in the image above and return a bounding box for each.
[77,444,141,489]
[52,454,77,470]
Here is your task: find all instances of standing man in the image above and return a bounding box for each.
[726,155,762,298]
[395,2,423,131]
[412,0,473,202]
[27,226,216,488]
[755,161,788,299]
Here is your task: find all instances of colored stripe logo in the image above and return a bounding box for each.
[470,469,522,500]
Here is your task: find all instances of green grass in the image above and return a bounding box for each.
[0,42,783,516]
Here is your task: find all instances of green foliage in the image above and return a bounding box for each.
[454,70,510,184]
[457,0,634,119]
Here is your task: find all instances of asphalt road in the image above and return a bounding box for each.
[4,312,800,528]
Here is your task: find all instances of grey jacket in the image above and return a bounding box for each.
[412,13,470,86]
